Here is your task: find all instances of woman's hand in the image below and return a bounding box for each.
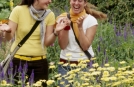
[0,24,11,33]
[55,17,70,33]
[76,15,87,29]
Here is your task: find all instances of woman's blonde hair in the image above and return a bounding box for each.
[84,2,107,20]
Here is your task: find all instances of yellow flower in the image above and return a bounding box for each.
[132,68,134,71]
[60,81,65,85]
[49,65,56,69]
[33,81,42,86]
[119,61,126,64]
[117,76,125,79]
[91,57,96,60]
[54,74,61,78]
[118,67,126,71]
[112,82,121,86]
[39,79,46,82]
[89,68,96,72]
[46,80,55,86]
[65,84,71,87]
[107,67,115,71]
[68,80,73,83]
[85,59,90,62]
[57,77,62,80]
[82,83,89,86]
[63,63,69,66]
[77,58,83,62]
[109,76,117,81]
[70,63,77,67]
[92,63,99,67]
[102,71,110,77]
[101,77,109,81]
[58,62,64,65]
[1,80,7,85]
[91,71,101,76]
[97,67,102,71]
[104,63,110,67]
[101,67,107,71]
[49,62,55,65]
[74,68,81,72]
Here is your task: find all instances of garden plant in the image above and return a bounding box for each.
[0,0,134,87]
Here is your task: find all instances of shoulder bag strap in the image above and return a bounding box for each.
[2,21,41,75]
[11,21,41,56]
[67,13,92,60]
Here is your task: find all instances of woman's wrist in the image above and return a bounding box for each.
[53,30,59,36]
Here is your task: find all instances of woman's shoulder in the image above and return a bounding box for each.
[86,14,97,21]
[13,5,28,11]
[84,14,98,27]
[45,9,55,18]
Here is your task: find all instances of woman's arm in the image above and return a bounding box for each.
[45,18,69,47]
[58,29,69,49]
[44,25,56,47]
[78,25,97,51]
[76,15,98,51]
[0,20,17,41]
[57,17,70,49]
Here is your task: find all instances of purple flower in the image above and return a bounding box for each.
[88,60,93,68]
[9,61,13,68]
[105,57,108,64]
[23,62,28,73]
[98,44,100,52]
[29,69,34,86]
[124,27,127,41]
[21,72,25,82]
[18,62,22,73]
[8,68,12,75]
[0,70,5,80]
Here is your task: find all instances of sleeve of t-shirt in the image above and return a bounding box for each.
[9,6,19,24]
[45,12,55,25]
[87,15,98,28]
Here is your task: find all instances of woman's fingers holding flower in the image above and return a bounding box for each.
[55,17,70,31]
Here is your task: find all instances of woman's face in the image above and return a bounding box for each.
[33,0,52,10]
[70,0,86,14]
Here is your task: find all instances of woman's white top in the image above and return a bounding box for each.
[60,14,98,61]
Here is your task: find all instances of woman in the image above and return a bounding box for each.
[56,0,107,86]
[0,0,68,87]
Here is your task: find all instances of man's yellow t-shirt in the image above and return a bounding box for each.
[9,5,55,56]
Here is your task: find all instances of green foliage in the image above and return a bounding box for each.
[0,0,11,20]
[89,0,134,24]
[49,0,70,16]
[92,21,134,65]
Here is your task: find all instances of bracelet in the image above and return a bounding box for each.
[53,32,58,36]
[6,30,11,33]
